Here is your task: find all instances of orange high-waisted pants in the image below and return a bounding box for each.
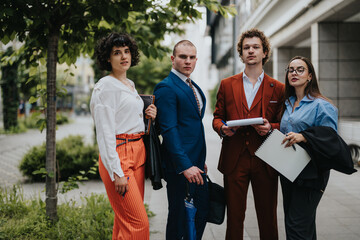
[99,133,149,240]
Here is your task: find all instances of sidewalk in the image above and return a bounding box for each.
[1,114,360,239]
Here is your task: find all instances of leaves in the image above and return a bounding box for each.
[29,66,38,77]
[28,96,39,104]
[36,118,46,133]
[32,167,48,176]
[1,0,236,68]
[127,54,172,94]
[59,162,98,194]
[1,35,10,45]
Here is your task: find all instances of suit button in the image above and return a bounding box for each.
[246,132,250,136]
[246,141,249,145]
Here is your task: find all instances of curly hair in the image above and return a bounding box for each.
[237,28,271,65]
[95,32,140,71]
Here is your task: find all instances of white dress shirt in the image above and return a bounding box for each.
[90,75,144,181]
[171,68,204,111]
[243,70,264,109]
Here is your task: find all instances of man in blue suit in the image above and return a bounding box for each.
[154,40,208,240]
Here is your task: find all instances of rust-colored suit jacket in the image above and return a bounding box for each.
[213,73,285,175]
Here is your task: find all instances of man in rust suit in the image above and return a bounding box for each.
[213,28,284,240]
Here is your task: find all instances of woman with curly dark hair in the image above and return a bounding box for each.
[90,32,156,240]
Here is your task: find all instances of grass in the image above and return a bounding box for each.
[0,185,155,240]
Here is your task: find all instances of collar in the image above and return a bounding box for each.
[171,68,190,83]
[286,95,315,106]
[243,70,264,83]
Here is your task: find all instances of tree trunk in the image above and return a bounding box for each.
[46,32,59,221]
[0,48,19,130]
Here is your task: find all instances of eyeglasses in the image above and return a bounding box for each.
[285,66,307,75]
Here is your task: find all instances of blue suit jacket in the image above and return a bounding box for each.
[154,71,207,174]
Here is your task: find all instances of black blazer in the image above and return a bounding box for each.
[295,126,357,190]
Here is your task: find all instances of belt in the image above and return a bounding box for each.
[116,137,142,148]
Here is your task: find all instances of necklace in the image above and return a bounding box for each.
[120,79,134,91]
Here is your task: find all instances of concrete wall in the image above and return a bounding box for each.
[316,22,360,118]
[273,47,311,83]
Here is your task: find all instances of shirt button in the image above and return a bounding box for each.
[137,96,140,100]
[245,141,249,145]
[139,113,143,118]
[248,114,250,117]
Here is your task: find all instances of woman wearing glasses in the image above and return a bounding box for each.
[90,32,156,240]
[279,56,338,239]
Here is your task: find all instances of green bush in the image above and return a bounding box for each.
[21,114,42,129]
[0,124,27,134]
[0,113,70,134]
[55,113,69,125]
[0,186,155,240]
[19,135,99,182]
[209,83,220,112]
[23,112,69,129]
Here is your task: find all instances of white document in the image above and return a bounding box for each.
[255,129,311,182]
[226,117,264,127]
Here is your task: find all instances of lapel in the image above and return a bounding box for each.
[170,72,202,117]
[192,81,206,117]
[261,74,275,118]
[231,73,245,119]
[249,81,264,111]
[241,83,249,111]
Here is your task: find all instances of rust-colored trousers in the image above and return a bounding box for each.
[99,133,149,240]
[225,149,278,240]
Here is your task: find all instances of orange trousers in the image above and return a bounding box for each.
[99,133,149,240]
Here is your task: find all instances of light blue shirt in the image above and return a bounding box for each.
[280,95,338,134]
[243,70,264,109]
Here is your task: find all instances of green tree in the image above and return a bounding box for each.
[0,47,20,130]
[0,0,236,221]
[127,55,172,94]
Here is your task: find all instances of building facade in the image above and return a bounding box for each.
[207,0,360,145]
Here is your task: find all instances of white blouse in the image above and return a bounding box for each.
[90,76,144,181]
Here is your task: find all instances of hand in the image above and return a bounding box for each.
[183,166,204,185]
[114,174,128,195]
[221,125,239,137]
[145,104,157,121]
[282,132,307,147]
[252,118,271,136]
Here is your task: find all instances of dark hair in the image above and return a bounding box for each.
[172,40,196,56]
[95,32,140,71]
[237,28,271,65]
[282,56,332,114]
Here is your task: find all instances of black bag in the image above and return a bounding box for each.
[206,175,226,224]
[144,122,163,190]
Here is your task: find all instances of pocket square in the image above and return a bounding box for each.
[269,101,278,103]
